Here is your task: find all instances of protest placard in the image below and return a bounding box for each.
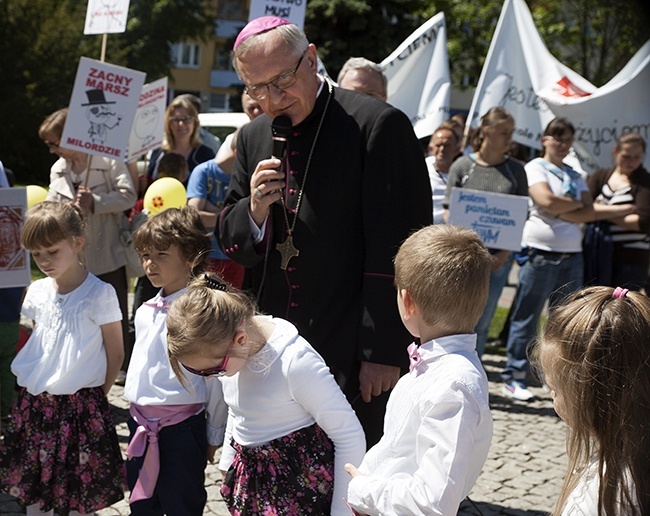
[61,57,146,162]
[84,0,130,35]
[248,0,306,28]
[448,188,529,251]
[125,77,168,162]
[0,188,30,288]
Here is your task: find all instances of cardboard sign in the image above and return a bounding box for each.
[61,57,146,161]
[84,0,131,35]
[248,0,306,28]
[448,188,529,251]
[0,188,30,288]
[125,77,168,162]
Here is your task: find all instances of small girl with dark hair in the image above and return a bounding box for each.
[123,206,226,515]
[0,201,125,515]
[166,275,366,515]
[533,285,650,515]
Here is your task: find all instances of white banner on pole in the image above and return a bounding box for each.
[248,0,306,28]
[467,0,595,150]
[126,77,168,162]
[542,40,650,174]
[84,0,131,35]
[381,13,450,139]
[61,57,146,161]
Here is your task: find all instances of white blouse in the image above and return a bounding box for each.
[219,316,366,516]
[124,288,227,444]
[347,334,493,515]
[13,274,121,395]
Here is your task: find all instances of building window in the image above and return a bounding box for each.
[171,43,201,68]
[210,93,228,111]
[214,48,234,71]
[218,0,243,20]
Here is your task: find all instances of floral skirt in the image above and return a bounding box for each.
[0,387,126,515]
[221,423,335,515]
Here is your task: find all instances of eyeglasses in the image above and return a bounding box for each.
[169,115,195,125]
[244,49,308,101]
[181,339,235,378]
[547,135,573,146]
[44,140,60,150]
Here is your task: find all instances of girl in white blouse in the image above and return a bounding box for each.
[535,286,649,515]
[166,275,366,516]
[0,201,125,515]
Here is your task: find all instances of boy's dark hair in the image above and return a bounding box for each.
[158,153,188,181]
[133,205,211,276]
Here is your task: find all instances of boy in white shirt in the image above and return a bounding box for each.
[346,224,494,515]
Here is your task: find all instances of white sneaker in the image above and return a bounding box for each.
[502,380,534,401]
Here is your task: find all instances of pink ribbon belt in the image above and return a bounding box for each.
[126,403,203,502]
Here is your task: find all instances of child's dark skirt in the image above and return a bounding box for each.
[0,387,126,515]
[221,423,335,515]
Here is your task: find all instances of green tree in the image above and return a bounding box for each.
[305,0,426,78]
[0,0,216,184]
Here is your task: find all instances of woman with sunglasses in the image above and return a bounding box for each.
[123,206,226,516]
[146,95,215,184]
[165,275,366,516]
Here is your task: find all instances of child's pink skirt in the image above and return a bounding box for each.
[0,386,126,513]
[221,423,335,514]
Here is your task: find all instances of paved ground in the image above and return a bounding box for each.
[0,351,566,516]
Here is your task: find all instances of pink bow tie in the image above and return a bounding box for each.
[407,342,427,376]
[144,299,170,312]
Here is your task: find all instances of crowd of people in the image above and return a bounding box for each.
[0,14,649,516]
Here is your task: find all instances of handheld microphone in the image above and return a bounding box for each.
[271,115,292,160]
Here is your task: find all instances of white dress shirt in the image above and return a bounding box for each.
[13,274,121,395]
[219,316,366,516]
[124,288,227,444]
[347,334,493,515]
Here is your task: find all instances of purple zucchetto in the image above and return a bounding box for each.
[233,16,293,50]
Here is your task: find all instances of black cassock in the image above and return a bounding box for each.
[218,85,432,445]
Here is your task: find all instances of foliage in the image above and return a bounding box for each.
[305,0,425,79]
[0,0,216,184]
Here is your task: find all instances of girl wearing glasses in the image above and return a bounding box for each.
[166,275,366,516]
[123,206,226,515]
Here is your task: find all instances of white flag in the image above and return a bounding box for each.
[381,13,450,139]
[467,0,595,150]
[542,40,650,173]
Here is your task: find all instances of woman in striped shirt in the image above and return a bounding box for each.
[587,133,650,290]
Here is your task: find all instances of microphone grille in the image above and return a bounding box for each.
[271,115,292,138]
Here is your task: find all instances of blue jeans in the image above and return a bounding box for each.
[502,250,583,382]
[475,254,513,358]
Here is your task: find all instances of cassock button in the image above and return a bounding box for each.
[289,208,296,214]
[293,131,300,137]
[290,302,298,307]
[289,170,296,176]
[291,284,299,290]
[289,188,296,195]
[234,244,239,250]
[291,150,298,156]
[287,267,296,272]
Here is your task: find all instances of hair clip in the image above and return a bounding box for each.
[612,286,629,299]
[204,274,228,292]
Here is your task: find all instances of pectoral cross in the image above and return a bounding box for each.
[276,234,299,270]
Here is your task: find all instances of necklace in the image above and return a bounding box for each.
[276,80,332,270]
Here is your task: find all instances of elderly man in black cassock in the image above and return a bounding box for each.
[217,16,432,447]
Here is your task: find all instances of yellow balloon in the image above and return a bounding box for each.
[26,185,48,209]
[143,177,187,216]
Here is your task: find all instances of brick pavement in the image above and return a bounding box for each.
[0,351,566,516]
